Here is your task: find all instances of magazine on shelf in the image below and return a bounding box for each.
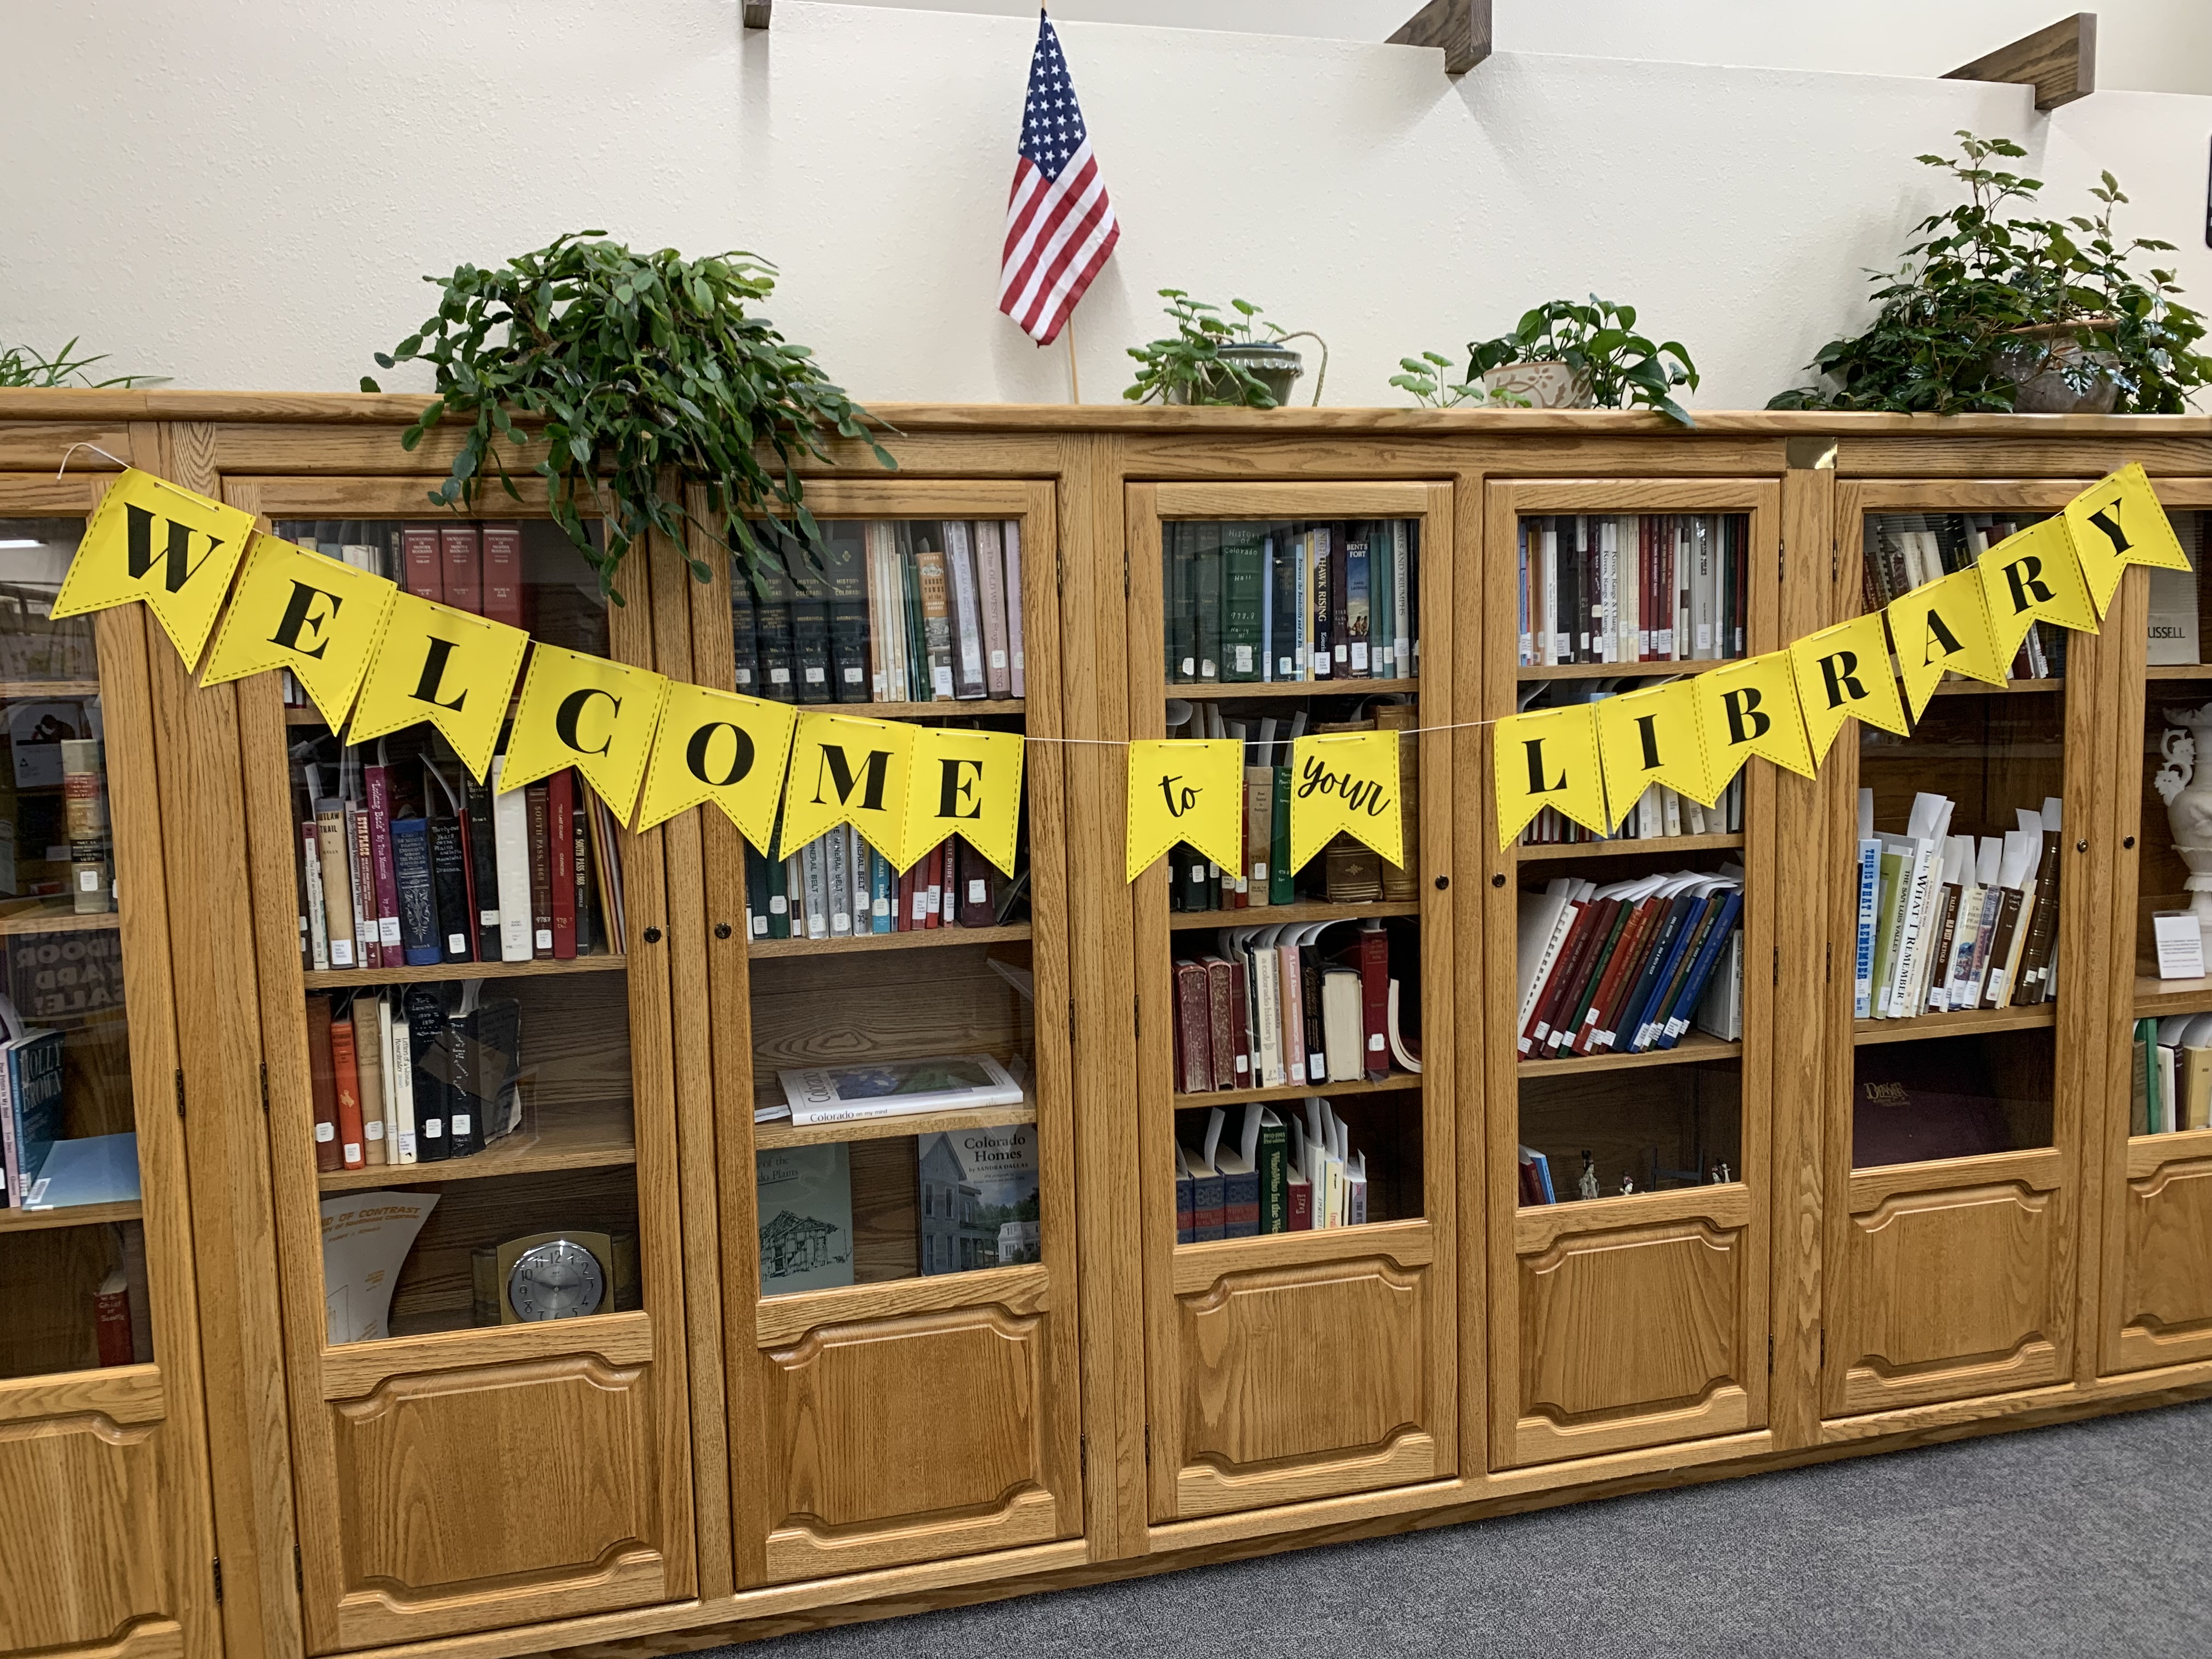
[775,1053,1026,1126]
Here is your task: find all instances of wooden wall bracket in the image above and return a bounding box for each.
[743,1,770,30]
[1387,0,1493,78]
[1943,12,2096,111]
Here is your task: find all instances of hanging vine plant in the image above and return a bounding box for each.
[363,231,894,602]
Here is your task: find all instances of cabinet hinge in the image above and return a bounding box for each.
[1772,946,1780,987]
[174,1069,186,1120]
[259,1063,270,1117]
[1078,1432,1086,1481]
[1777,539,1785,584]
[211,1558,223,1604]
[1124,545,1131,599]
[1068,1001,1077,1052]
[1825,940,1832,983]
[1144,1425,1151,1465]
[294,1544,303,1593]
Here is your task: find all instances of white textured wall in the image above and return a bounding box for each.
[4,1,2209,410]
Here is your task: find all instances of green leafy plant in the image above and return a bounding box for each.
[363,231,892,601]
[1768,132,2212,414]
[1389,351,1530,409]
[1123,291,1328,408]
[1465,297,1699,425]
[0,339,165,389]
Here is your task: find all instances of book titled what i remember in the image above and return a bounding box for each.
[756,1143,854,1295]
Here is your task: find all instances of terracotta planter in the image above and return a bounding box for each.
[1481,359,1595,409]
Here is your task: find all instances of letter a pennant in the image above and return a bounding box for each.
[1288,729,1403,875]
[1594,679,1717,820]
[349,591,531,783]
[1699,650,1815,789]
[54,469,256,668]
[1787,612,1910,764]
[2064,462,2191,617]
[634,682,797,848]
[907,726,1025,878]
[500,645,670,826]
[199,533,397,729]
[1978,517,2097,665]
[1884,566,2008,718]
[1127,738,1243,882]
[780,712,917,867]
[1494,704,1609,851]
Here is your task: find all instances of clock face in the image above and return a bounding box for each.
[506,1239,606,1322]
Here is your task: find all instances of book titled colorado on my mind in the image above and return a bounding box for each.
[777,1053,1025,1127]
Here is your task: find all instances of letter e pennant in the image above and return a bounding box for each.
[200,533,397,729]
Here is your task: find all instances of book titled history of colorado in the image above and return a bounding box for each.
[776,1053,1024,1127]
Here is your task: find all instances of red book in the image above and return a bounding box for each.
[1203,956,1239,1091]
[329,1011,366,1169]
[364,765,401,968]
[1174,960,1212,1094]
[95,1270,134,1367]
[307,995,342,1173]
[1529,899,1613,1058]
[349,803,382,969]
[548,771,577,960]
[401,525,443,602]
[454,803,483,963]
[1286,1166,1313,1231]
[479,523,523,627]
[525,782,554,960]
[895,861,916,932]
[922,841,944,929]
[439,524,482,615]
[956,840,998,928]
[1356,921,1390,1080]
[1575,898,1660,1056]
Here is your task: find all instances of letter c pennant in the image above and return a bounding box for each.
[499,644,670,826]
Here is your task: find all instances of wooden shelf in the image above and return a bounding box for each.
[1515,833,1742,862]
[1516,661,1726,681]
[754,1099,1037,1150]
[0,907,117,937]
[1929,678,2061,696]
[302,954,626,991]
[1853,1003,2056,1045]
[0,1198,141,1233]
[1518,1032,1741,1077]
[750,922,1031,959]
[318,1110,638,1192]
[1169,900,1418,932]
[2146,664,2212,681]
[1173,679,1418,701]
[2136,973,2212,1015]
[1173,1071,1419,1107]
[0,679,100,698]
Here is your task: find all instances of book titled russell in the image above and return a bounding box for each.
[772,1053,1025,1127]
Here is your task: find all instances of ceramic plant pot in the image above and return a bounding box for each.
[1480,359,1595,409]
[1992,320,2120,415]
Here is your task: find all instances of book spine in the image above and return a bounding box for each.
[391,819,441,966]
[1357,922,1389,1080]
[917,544,956,699]
[386,993,417,1163]
[1002,521,1025,699]
[479,523,523,628]
[330,1008,366,1169]
[944,522,989,698]
[731,578,761,696]
[401,525,442,602]
[348,800,381,969]
[548,771,577,960]
[524,782,555,959]
[444,1008,483,1158]
[301,819,330,971]
[403,986,449,1161]
[307,995,341,1173]
[429,816,473,963]
[439,524,481,614]
[352,995,386,1165]
[95,1273,133,1367]
[490,758,534,962]
[61,738,110,913]
[1175,961,1211,1093]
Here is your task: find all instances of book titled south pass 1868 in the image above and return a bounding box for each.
[775,1053,1024,1127]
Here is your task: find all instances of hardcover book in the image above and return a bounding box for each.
[757,1143,855,1295]
[917,1122,1040,1273]
[776,1053,1025,1127]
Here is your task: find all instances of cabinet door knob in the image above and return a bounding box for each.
[2123,836,2137,850]
[2075,840,2088,854]
[1491,873,1506,888]
[714,922,733,939]
[1434,875,1451,891]
[642,926,663,944]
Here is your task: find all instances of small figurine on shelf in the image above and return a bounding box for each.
[1577,1150,1600,1201]
[1710,1160,1733,1184]
[1618,1173,1636,1196]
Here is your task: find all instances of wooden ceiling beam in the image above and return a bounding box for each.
[1387,0,1493,78]
[1943,12,2097,111]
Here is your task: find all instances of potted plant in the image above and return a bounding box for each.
[1,339,164,388]
[1387,351,1530,409]
[363,230,892,602]
[1465,298,1699,425]
[1768,132,2212,415]
[1124,291,1329,409]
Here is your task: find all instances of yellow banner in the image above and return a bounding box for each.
[906,726,1025,878]
[1788,612,1910,763]
[1979,517,2097,664]
[199,534,397,729]
[781,711,917,867]
[1127,738,1243,881]
[2066,462,2192,616]
[348,591,531,783]
[1594,679,1717,817]
[53,469,256,668]
[1701,650,1815,787]
[500,645,671,825]
[634,682,798,848]
[1288,729,1403,874]
[1494,704,1609,850]
[1885,566,2009,717]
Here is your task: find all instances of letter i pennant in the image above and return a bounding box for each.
[199,533,397,729]
[349,591,531,783]
[1127,738,1243,882]
[53,469,256,668]
[1494,704,1609,850]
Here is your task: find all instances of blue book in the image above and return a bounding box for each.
[871,848,893,934]
[1631,892,1718,1052]
[1656,890,1746,1049]
[1853,838,1881,1019]
[391,817,442,966]
[0,1022,66,1207]
[1614,894,1696,1054]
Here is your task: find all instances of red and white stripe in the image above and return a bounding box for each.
[998,136,1120,346]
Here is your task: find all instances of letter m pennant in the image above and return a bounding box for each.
[54,469,257,668]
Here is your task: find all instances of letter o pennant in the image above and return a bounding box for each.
[499,644,671,826]
[634,682,797,849]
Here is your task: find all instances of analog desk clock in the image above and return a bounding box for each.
[472,1229,640,1325]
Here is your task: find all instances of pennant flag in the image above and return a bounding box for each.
[199,533,397,729]
[1594,679,1717,822]
[634,682,798,847]
[1288,729,1403,874]
[53,468,256,668]
[500,645,671,825]
[1788,612,1910,763]
[1494,704,1609,850]
[2065,461,2192,616]
[348,591,531,783]
[906,725,1025,878]
[1127,738,1242,881]
[781,712,918,866]
[1885,566,2010,718]
[1978,517,2097,664]
[1700,650,1815,788]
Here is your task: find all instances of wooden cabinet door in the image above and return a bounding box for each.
[222,478,695,1651]
[1127,483,1458,1525]
[0,473,218,1659]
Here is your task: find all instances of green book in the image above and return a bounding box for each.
[1370,522,1393,679]
[1256,1108,1290,1233]
[1220,526,1266,682]
[1167,524,1197,684]
[1193,523,1223,683]
[1269,763,1294,904]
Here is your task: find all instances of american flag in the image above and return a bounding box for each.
[998,10,1119,346]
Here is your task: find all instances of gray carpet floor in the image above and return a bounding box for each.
[723,1398,2212,1657]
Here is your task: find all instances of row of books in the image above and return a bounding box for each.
[1165,519,1420,686]
[1175,1097,1370,1240]
[305,984,524,1171]
[1514,870,1746,1061]
[1853,791,2061,1020]
[754,1124,1041,1294]
[1862,514,2067,679]
[1172,918,1421,1096]
[733,520,1024,705]
[2132,1017,2212,1136]
[742,830,1024,941]
[1520,777,1747,847]
[1164,699,1418,910]
[274,521,529,627]
[0,994,64,1206]
[293,749,624,971]
[1516,514,1749,668]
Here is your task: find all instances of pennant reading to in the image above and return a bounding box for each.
[1884,565,2009,717]
[348,591,531,783]
[1126,738,1242,882]
[634,682,798,847]
[199,533,397,729]
[1978,517,2097,664]
[906,725,1025,878]
[1788,612,1910,763]
[781,711,917,866]
[500,645,671,824]
[1288,729,1403,874]
[1700,650,1815,788]
[1594,679,1717,822]
[1494,704,1609,850]
[2065,461,2192,617]
[54,469,256,668]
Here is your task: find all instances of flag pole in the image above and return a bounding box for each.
[1064,314,1082,404]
